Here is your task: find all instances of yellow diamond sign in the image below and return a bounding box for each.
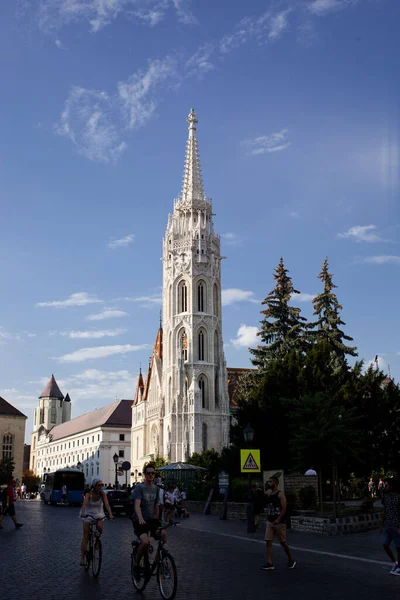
[240,449,261,473]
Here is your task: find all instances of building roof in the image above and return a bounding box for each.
[133,327,163,406]
[0,396,27,419]
[39,375,64,400]
[48,399,132,441]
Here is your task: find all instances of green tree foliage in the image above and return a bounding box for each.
[0,457,15,485]
[310,258,357,357]
[250,258,308,371]
[22,469,41,491]
[188,449,220,481]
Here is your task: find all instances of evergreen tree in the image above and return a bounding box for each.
[310,258,357,357]
[250,258,308,370]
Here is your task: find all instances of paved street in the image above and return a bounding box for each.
[0,500,399,600]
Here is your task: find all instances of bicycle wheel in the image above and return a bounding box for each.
[92,538,102,578]
[157,553,177,600]
[84,543,91,572]
[131,549,148,592]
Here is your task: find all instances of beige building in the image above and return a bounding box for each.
[0,396,27,483]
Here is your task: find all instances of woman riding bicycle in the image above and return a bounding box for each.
[80,478,114,566]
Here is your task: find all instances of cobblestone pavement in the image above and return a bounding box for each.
[0,501,399,600]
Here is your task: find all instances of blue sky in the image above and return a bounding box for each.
[1,0,399,442]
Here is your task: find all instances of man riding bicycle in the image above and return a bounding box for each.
[132,463,167,577]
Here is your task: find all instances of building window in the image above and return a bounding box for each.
[119,450,124,458]
[69,442,71,448]
[180,330,188,361]
[98,434,100,441]
[73,441,75,447]
[40,408,44,424]
[91,464,94,476]
[199,376,207,409]
[97,450,100,458]
[178,281,188,312]
[119,434,125,441]
[198,330,205,361]
[202,423,207,452]
[197,281,205,312]
[77,440,79,447]
[50,407,56,423]
[87,438,89,444]
[2,434,14,460]
[92,436,94,443]
[97,466,99,476]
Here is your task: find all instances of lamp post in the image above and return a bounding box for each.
[243,424,256,534]
[113,453,119,489]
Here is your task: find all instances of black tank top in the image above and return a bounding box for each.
[266,491,286,523]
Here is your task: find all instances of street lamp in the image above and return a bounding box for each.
[113,453,119,489]
[243,424,256,533]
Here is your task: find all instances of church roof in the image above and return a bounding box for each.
[0,396,27,419]
[64,393,71,402]
[39,375,64,400]
[48,399,132,441]
[133,327,163,405]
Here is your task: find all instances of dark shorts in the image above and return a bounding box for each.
[3,504,16,517]
[382,526,400,547]
[133,518,161,539]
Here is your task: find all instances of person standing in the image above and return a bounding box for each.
[380,479,400,575]
[0,480,23,530]
[261,477,296,571]
[61,483,68,504]
[368,478,376,498]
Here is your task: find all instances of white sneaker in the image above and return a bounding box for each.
[389,562,397,574]
[391,567,400,576]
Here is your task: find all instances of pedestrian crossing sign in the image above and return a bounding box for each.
[240,449,261,473]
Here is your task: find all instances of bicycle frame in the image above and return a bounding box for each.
[82,516,105,578]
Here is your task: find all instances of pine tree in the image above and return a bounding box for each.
[250,258,308,370]
[310,258,357,357]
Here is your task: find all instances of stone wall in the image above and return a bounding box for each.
[284,474,319,505]
[290,512,381,535]
[0,414,27,483]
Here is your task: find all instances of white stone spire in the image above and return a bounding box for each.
[181,108,204,203]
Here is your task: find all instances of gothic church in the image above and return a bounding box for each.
[130,109,232,474]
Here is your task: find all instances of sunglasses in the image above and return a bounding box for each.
[146,472,155,475]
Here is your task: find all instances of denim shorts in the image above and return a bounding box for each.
[382,525,400,547]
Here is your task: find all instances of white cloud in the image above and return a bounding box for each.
[308,0,356,16]
[37,0,195,33]
[222,288,256,306]
[294,293,315,302]
[365,355,388,372]
[288,211,300,218]
[243,129,291,155]
[36,292,103,308]
[108,234,135,249]
[117,295,162,306]
[55,86,127,163]
[220,9,292,54]
[221,232,242,247]
[73,369,132,381]
[338,225,385,243]
[186,44,215,77]
[118,57,177,130]
[55,38,66,49]
[55,344,147,363]
[231,324,259,348]
[60,329,127,339]
[356,255,400,265]
[87,310,129,321]
[172,0,196,25]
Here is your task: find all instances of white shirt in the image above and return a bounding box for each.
[305,469,317,476]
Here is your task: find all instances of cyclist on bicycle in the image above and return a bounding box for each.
[132,463,167,576]
[80,478,114,566]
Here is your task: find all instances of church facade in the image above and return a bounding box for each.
[130,110,231,474]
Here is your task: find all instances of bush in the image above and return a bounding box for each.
[298,485,317,510]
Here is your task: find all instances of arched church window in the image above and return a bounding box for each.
[2,434,13,460]
[198,329,206,361]
[50,406,56,423]
[197,281,205,312]
[180,330,188,361]
[202,423,207,452]
[178,281,188,312]
[213,283,219,318]
[215,371,219,408]
[199,376,208,409]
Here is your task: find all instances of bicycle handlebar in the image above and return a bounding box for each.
[80,515,107,523]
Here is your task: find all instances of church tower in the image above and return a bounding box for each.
[162,109,230,461]
[30,374,71,472]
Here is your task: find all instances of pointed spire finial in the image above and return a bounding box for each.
[181,108,204,203]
